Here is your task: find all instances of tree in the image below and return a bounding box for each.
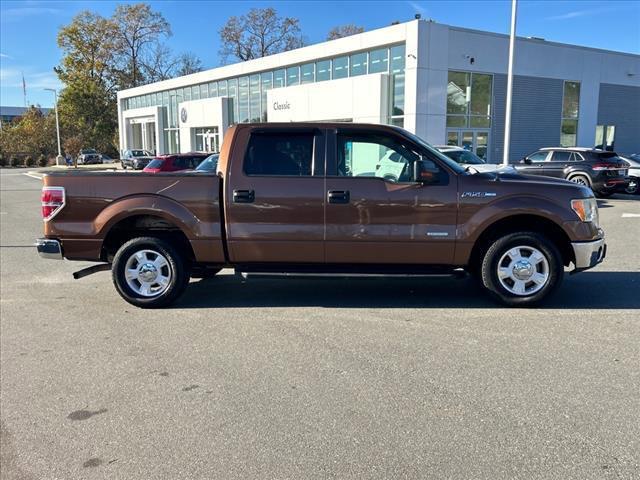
[327,24,365,40]
[219,8,303,62]
[0,107,58,157]
[113,3,171,88]
[176,53,203,76]
[141,45,203,82]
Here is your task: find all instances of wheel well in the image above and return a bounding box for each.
[101,215,195,263]
[567,171,591,184]
[468,215,575,273]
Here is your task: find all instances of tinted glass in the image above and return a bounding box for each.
[332,56,348,79]
[244,132,314,176]
[562,81,580,118]
[146,159,164,169]
[273,69,285,88]
[368,48,388,73]
[528,151,548,162]
[551,151,572,161]
[300,63,314,84]
[316,60,331,81]
[286,66,299,86]
[390,44,405,73]
[196,154,219,171]
[561,119,578,147]
[444,150,485,165]
[447,71,469,115]
[350,52,367,76]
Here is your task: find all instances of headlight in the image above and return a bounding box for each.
[571,198,599,226]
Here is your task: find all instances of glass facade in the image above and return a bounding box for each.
[446,71,493,128]
[561,81,580,147]
[123,43,406,153]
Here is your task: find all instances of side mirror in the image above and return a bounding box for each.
[523,157,532,165]
[413,158,441,184]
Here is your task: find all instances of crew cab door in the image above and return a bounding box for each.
[324,128,458,265]
[517,150,549,175]
[224,127,326,263]
[543,150,574,178]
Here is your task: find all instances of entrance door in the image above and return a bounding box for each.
[324,128,458,265]
[447,130,490,161]
[224,128,326,263]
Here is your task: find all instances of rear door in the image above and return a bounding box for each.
[224,127,326,263]
[324,128,458,265]
[543,150,573,178]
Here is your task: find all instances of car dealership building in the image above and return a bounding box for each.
[117,19,640,162]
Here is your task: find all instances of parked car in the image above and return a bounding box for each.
[77,149,101,165]
[37,123,606,308]
[435,146,516,173]
[619,154,640,195]
[195,154,220,173]
[515,147,629,198]
[100,154,117,164]
[121,149,154,170]
[143,153,210,173]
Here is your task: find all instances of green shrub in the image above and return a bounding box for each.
[37,154,48,167]
[10,156,20,167]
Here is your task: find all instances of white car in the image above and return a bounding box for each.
[435,146,517,173]
[620,154,640,194]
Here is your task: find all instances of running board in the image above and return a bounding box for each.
[235,266,467,280]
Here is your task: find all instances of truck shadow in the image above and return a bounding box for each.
[176,271,640,310]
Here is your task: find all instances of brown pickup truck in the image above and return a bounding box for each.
[37,123,606,308]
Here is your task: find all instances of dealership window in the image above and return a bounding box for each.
[595,125,616,151]
[192,85,200,101]
[300,63,315,84]
[218,80,227,97]
[273,69,285,88]
[209,82,217,97]
[261,72,273,121]
[244,132,314,176]
[350,52,368,76]
[227,78,238,114]
[316,59,331,81]
[560,81,580,147]
[286,66,299,86]
[249,74,261,122]
[200,83,208,98]
[446,71,493,128]
[332,56,349,79]
[238,76,249,123]
[369,48,389,74]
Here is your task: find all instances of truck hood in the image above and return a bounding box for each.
[469,169,594,197]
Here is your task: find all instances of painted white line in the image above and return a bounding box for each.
[622,213,640,218]
[23,172,43,180]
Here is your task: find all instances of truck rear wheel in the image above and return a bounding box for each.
[112,237,190,308]
[480,232,563,306]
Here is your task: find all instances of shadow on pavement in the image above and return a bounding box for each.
[176,271,640,310]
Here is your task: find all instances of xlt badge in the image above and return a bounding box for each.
[461,192,497,198]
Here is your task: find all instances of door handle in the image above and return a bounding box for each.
[233,189,255,203]
[328,190,350,204]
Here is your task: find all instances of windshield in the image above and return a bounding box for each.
[441,149,486,165]
[398,129,466,174]
[146,159,164,169]
[132,150,151,157]
[196,154,219,172]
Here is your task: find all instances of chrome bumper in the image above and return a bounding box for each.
[571,237,606,272]
[36,238,63,260]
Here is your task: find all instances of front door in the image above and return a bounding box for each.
[447,130,490,161]
[324,129,458,265]
[543,150,573,178]
[224,127,326,263]
[518,150,549,176]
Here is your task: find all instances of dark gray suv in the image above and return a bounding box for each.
[121,149,154,170]
[516,147,629,197]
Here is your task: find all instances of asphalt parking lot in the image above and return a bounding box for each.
[1,168,639,480]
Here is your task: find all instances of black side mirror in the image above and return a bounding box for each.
[414,158,441,184]
[523,157,532,165]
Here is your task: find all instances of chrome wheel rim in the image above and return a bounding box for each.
[571,176,588,186]
[124,249,172,297]
[497,245,550,296]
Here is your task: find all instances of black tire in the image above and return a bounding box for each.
[112,237,190,308]
[480,231,563,307]
[625,178,639,195]
[121,161,127,170]
[567,174,591,188]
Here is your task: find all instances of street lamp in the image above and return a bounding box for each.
[502,0,518,166]
[44,88,64,166]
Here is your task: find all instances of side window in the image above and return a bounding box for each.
[571,152,584,162]
[244,132,313,176]
[551,151,572,162]
[528,151,549,162]
[337,133,419,183]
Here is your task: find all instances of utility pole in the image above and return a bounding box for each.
[503,0,517,166]
[44,88,64,166]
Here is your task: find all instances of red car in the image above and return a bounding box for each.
[143,153,210,173]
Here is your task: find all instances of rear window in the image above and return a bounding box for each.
[244,132,314,176]
[146,159,164,169]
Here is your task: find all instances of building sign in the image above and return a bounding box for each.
[272,101,291,111]
[180,107,188,123]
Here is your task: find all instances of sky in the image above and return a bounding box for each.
[1,0,639,108]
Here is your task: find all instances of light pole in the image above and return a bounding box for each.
[44,88,64,166]
[502,0,518,166]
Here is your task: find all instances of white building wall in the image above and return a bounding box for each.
[177,97,231,152]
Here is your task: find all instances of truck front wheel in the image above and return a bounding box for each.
[112,237,190,308]
[480,232,563,306]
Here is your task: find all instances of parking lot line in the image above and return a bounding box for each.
[621,213,640,218]
[23,172,43,180]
